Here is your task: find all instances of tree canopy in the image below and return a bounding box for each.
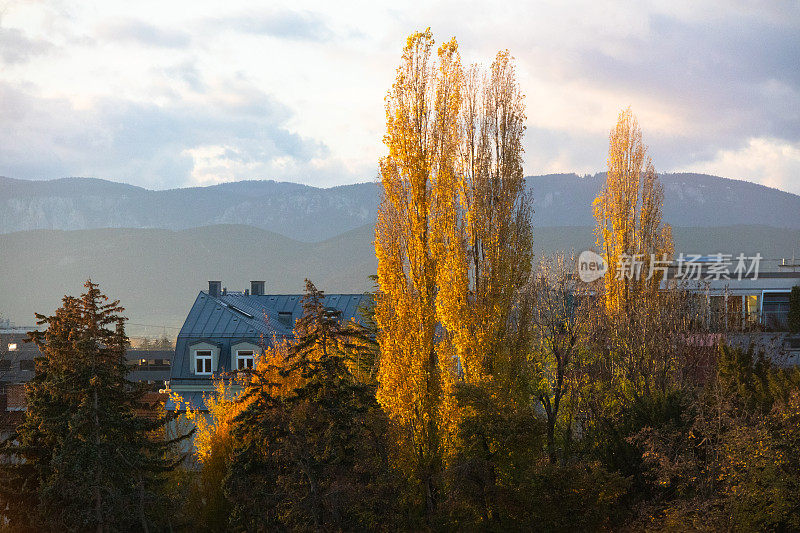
[0,280,190,532]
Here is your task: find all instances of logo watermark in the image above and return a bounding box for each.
[576,252,762,283]
[577,250,607,283]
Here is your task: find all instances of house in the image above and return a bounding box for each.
[165,281,369,412]
[125,350,174,389]
[0,324,176,438]
[668,258,800,331]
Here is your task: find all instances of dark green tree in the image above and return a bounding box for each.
[788,285,800,333]
[0,280,190,532]
[353,274,380,383]
[224,279,395,531]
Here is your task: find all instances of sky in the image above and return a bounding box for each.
[1,0,798,194]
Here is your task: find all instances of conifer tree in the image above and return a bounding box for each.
[225,280,393,531]
[0,280,189,532]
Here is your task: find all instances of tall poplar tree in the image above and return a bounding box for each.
[592,109,683,400]
[375,29,462,517]
[375,30,531,520]
[439,50,532,388]
[0,281,188,532]
[593,107,673,315]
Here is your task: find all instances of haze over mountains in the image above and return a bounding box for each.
[1,173,798,334]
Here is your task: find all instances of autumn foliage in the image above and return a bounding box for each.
[374,28,534,520]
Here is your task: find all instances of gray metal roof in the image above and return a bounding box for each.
[178,291,370,340]
[164,391,207,411]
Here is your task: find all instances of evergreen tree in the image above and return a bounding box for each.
[0,280,189,532]
[225,279,394,531]
[788,285,800,333]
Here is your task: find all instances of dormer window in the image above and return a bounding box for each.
[236,350,254,370]
[278,311,293,327]
[230,342,259,371]
[195,350,212,375]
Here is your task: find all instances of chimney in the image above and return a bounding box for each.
[208,281,221,297]
[251,281,265,296]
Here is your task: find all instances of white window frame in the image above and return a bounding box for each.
[195,350,213,375]
[760,289,792,327]
[231,341,260,371]
[236,350,255,370]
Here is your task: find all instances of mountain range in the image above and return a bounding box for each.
[1,173,798,241]
[1,173,798,335]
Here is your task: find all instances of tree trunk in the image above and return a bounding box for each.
[93,387,104,533]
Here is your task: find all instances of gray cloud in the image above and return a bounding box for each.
[0,26,52,63]
[2,3,797,192]
[162,61,206,93]
[220,10,334,42]
[0,82,328,189]
[559,11,800,163]
[96,18,191,48]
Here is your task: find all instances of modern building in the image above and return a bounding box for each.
[661,257,800,331]
[652,256,800,364]
[165,281,369,412]
[0,327,40,399]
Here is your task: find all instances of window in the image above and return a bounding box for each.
[0,359,10,371]
[236,350,254,370]
[745,294,760,323]
[19,359,34,371]
[195,350,212,374]
[763,292,791,330]
[143,359,170,370]
[277,311,293,326]
[8,343,17,351]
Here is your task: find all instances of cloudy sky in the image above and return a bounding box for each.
[1,0,798,193]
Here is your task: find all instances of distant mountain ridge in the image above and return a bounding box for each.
[1,173,798,241]
[0,177,382,242]
[528,173,800,229]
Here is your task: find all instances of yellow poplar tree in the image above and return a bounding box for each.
[593,107,673,315]
[439,51,532,389]
[592,108,680,400]
[376,30,532,517]
[375,29,462,514]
